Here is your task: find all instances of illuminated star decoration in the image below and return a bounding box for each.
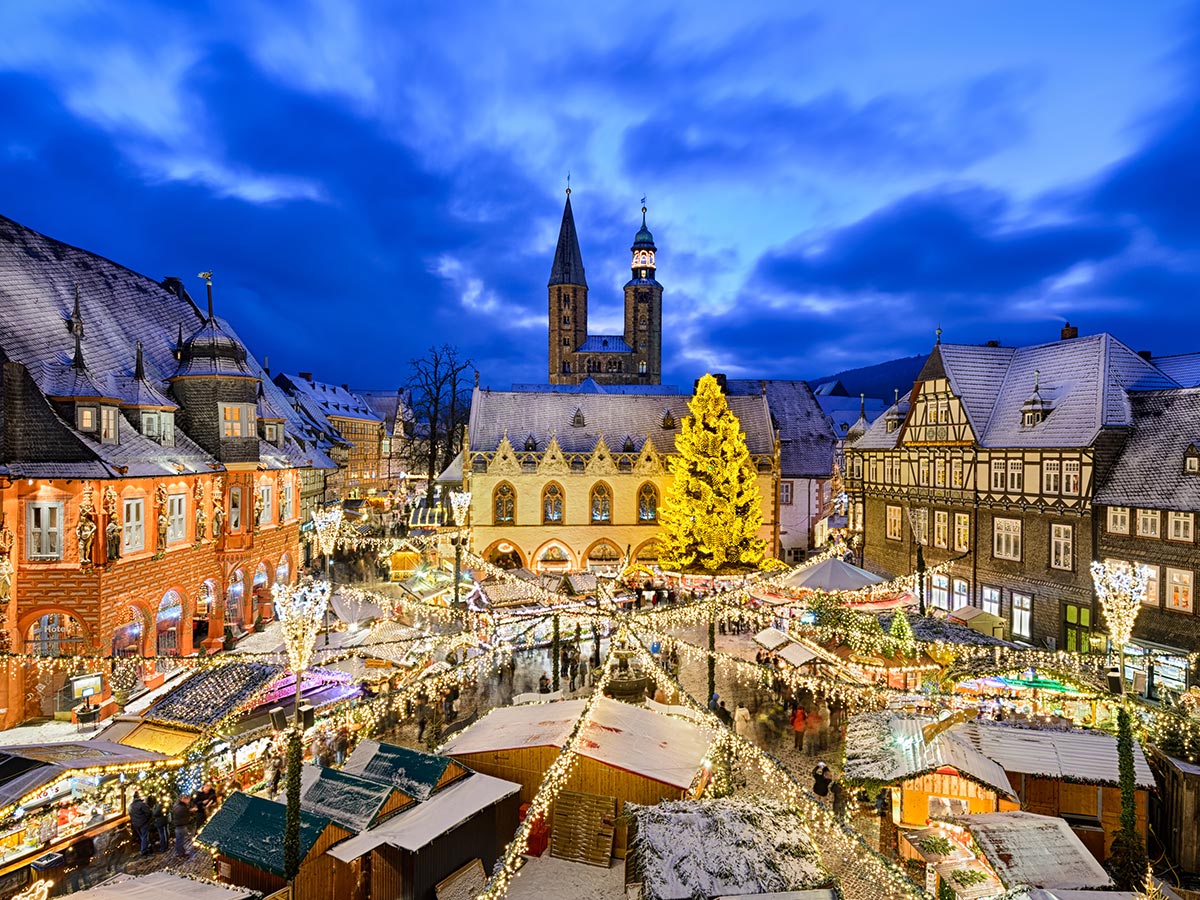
[272,578,330,675]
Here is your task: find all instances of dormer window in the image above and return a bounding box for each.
[571,408,585,428]
[1185,447,1200,474]
[1021,369,1049,427]
[143,411,159,439]
[100,406,119,444]
[220,403,256,439]
[524,434,537,452]
[76,406,97,433]
[885,417,898,433]
[264,422,280,443]
[662,410,676,429]
[160,412,175,447]
[622,436,635,453]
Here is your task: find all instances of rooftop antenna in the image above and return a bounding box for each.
[198,271,214,321]
[1033,369,1040,392]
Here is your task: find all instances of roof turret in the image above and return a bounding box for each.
[549,191,587,287]
[172,273,255,378]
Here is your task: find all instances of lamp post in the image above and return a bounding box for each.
[312,506,342,646]
[271,577,329,882]
[1091,560,1150,694]
[450,490,471,607]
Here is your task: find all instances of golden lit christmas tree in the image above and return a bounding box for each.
[658,374,766,573]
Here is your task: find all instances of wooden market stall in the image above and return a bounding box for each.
[441,697,716,858]
[1146,746,1200,875]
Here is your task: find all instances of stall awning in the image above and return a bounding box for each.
[118,722,201,757]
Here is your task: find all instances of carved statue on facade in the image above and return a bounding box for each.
[103,486,120,562]
[195,506,207,541]
[253,491,265,532]
[212,500,225,539]
[155,484,169,553]
[76,508,97,566]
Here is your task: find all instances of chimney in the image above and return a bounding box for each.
[342,384,350,392]
[299,372,313,382]
[161,276,184,299]
[263,355,270,376]
[1060,322,1078,341]
[985,340,1000,348]
[1138,350,1153,361]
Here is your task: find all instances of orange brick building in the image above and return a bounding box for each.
[0,214,336,728]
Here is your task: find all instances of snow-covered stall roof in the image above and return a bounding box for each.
[327,771,519,861]
[958,720,1155,788]
[70,872,257,899]
[343,739,468,801]
[755,628,790,651]
[842,712,1016,800]
[954,811,1113,890]
[300,763,408,832]
[442,698,716,791]
[0,741,171,809]
[627,798,829,900]
[778,643,817,667]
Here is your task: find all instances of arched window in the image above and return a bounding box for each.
[542,483,564,523]
[638,483,658,522]
[493,482,515,523]
[590,483,611,523]
[639,360,648,374]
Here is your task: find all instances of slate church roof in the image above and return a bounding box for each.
[549,193,586,287]
[726,380,836,479]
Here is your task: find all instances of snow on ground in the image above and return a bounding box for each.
[505,853,626,900]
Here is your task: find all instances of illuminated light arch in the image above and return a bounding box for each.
[482,539,525,570]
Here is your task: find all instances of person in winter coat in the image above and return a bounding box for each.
[831,777,848,821]
[708,692,720,713]
[171,796,194,859]
[812,761,832,798]
[65,833,94,891]
[791,706,809,751]
[733,704,753,742]
[149,796,170,852]
[128,793,153,856]
[717,700,733,727]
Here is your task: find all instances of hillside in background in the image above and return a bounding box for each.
[808,354,926,402]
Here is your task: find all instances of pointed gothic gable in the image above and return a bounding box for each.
[538,433,569,475]
[634,436,665,475]
[585,434,618,475]
[915,345,948,383]
[900,376,976,447]
[488,434,521,475]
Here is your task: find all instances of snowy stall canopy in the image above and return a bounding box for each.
[343,739,469,801]
[783,557,884,591]
[843,712,1016,799]
[300,763,414,833]
[626,798,831,900]
[953,811,1113,891]
[513,690,564,705]
[777,642,817,668]
[326,771,520,861]
[754,628,790,651]
[70,872,258,899]
[0,741,171,809]
[198,790,332,878]
[145,661,283,727]
[844,712,1154,790]
[331,589,385,625]
[441,697,716,791]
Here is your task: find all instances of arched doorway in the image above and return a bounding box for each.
[634,539,662,566]
[23,612,89,717]
[484,541,524,570]
[275,553,291,587]
[111,605,144,658]
[226,569,246,634]
[194,579,217,647]
[156,590,184,657]
[252,562,270,622]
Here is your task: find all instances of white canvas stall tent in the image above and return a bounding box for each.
[777,643,817,668]
[954,811,1114,891]
[782,557,884,591]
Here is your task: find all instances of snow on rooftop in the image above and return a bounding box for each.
[441,697,716,790]
[628,798,828,900]
[956,811,1113,890]
[71,872,257,899]
[755,628,790,651]
[326,772,519,860]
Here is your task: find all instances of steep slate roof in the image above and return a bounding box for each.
[1152,351,1200,387]
[853,392,911,450]
[814,393,887,440]
[467,387,775,455]
[276,373,381,422]
[577,334,633,353]
[548,194,587,287]
[510,380,681,395]
[1093,387,1200,510]
[198,791,331,878]
[357,389,409,436]
[855,335,1179,450]
[0,213,325,476]
[727,380,835,478]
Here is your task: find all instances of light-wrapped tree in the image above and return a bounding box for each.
[658,374,766,573]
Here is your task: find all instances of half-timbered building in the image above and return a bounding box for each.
[847,327,1179,652]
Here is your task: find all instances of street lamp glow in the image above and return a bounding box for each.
[272,578,330,675]
[450,490,472,527]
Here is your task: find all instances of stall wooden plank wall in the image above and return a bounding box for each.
[448,748,694,858]
[1007,772,1147,861]
[1149,748,1200,875]
[215,823,359,900]
[898,770,1018,826]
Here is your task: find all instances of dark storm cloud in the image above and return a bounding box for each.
[754,186,1129,299]
[621,70,1037,180]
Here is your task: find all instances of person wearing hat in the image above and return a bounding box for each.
[708,692,719,713]
[812,761,832,797]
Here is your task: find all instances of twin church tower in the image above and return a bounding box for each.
[547,190,663,386]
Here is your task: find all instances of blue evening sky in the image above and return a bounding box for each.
[2,1,1198,389]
